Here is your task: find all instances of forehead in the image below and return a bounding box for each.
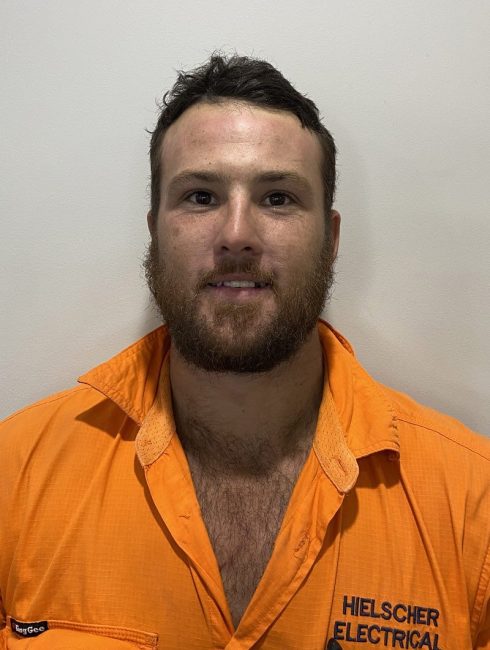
[159,100,324,185]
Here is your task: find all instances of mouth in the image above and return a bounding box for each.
[207,280,270,289]
[204,279,273,301]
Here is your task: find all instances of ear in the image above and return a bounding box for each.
[147,210,155,234]
[330,210,341,260]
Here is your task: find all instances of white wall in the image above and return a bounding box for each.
[1,0,489,435]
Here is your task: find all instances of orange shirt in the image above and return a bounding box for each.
[1,320,489,649]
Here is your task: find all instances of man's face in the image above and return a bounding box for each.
[145,100,340,373]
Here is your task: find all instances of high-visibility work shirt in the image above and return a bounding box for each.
[1,321,489,649]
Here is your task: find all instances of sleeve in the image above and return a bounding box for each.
[475,546,490,649]
[475,599,490,649]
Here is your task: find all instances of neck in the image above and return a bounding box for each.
[169,327,324,476]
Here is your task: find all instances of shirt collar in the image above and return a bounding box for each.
[78,327,170,426]
[78,320,399,492]
[318,319,399,460]
[314,319,399,492]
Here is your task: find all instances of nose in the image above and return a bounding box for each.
[213,193,263,259]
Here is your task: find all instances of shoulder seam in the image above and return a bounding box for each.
[1,386,92,425]
[396,415,490,462]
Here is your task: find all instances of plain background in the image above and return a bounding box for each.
[1,1,489,435]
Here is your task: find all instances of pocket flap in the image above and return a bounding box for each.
[3,619,158,649]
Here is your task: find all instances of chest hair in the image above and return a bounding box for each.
[187,456,306,628]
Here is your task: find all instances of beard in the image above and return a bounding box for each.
[143,227,336,374]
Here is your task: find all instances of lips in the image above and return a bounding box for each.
[205,271,273,289]
[204,277,273,302]
[207,280,270,288]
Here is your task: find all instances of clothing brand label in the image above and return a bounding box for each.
[11,618,49,637]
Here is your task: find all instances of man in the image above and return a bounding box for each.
[0,54,488,649]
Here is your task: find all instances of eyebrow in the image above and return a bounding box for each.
[165,170,314,194]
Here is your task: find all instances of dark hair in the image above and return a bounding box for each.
[149,53,337,217]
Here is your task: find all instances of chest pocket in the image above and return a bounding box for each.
[2,619,158,649]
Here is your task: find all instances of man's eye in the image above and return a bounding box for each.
[265,193,292,207]
[186,191,215,205]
